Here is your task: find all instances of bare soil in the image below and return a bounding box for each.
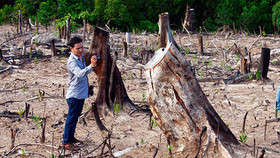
[0,25,280,157]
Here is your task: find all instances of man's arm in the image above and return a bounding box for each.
[68,60,93,78]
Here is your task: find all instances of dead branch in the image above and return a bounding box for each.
[0,78,26,92]
[4,143,58,156]
[82,133,113,157]
[242,111,249,133]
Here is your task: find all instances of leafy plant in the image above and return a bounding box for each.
[236,54,240,63]
[20,149,26,157]
[141,139,145,145]
[38,91,43,100]
[18,109,24,116]
[122,77,125,82]
[208,61,212,66]
[184,48,189,55]
[200,72,203,78]
[151,119,158,128]
[262,31,266,36]
[272,60,276,65]
[225,65,232,71]
[34,57,38,62]
[256,70,261,80]
[32,115,42,129]
[22,86,26,92]
[113,103,122,114]
[29,52,32,59]
[216,89,220,93]
[248,73,253,80]
[239,132,247,144]
[142,91,146,102]
[193,56,197,61]
[168,145,173,150]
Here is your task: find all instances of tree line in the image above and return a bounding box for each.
[1,0,280,34]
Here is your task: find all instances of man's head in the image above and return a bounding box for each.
[69,36,83,57]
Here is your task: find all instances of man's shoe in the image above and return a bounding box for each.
[63,143,79,150]
[72,137,82,143]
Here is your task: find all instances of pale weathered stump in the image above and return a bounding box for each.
[145,43,240,157]
[258,48,270,79]
[158,12,180,50]
[83,20,87,43]
[84,27,138,124]
[66,15,71,43]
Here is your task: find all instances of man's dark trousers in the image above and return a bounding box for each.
[62,98,84,144]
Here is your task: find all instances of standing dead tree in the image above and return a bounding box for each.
[84,27,139,131]
[182,4,194,33]
[145,13,242,157]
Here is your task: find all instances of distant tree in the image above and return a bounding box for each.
[272,1,280,33]
[36,0,56,29]
[104,0,132,31]
[0,5,14,25]
[241,0,272,34]
[93,0,108,26]
[13,0,42,21]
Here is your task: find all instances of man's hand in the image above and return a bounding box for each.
[91,55,98,67]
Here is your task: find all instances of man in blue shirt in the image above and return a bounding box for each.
[276,86,280,118]
[63,36,98,150]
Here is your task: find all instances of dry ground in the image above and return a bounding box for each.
[0,25,280,157]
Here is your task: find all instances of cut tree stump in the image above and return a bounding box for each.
[84,27,139,131]
[258,48,270,79]
[145,42,241,157]
[198,35,203,54]
[158,12,180,50]
[241,58,248,74]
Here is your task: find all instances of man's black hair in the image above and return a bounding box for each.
[68,36,82,48]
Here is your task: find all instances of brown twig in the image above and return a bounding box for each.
[242,111,249,133]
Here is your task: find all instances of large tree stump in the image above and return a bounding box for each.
[84,27,138,125]
[145,43,240,157]
[158,12,180,50]
[258,48,270,79]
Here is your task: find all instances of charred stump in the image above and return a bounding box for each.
[258,48,270,79]
[84,27,138,131]
[145,43,240,157]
